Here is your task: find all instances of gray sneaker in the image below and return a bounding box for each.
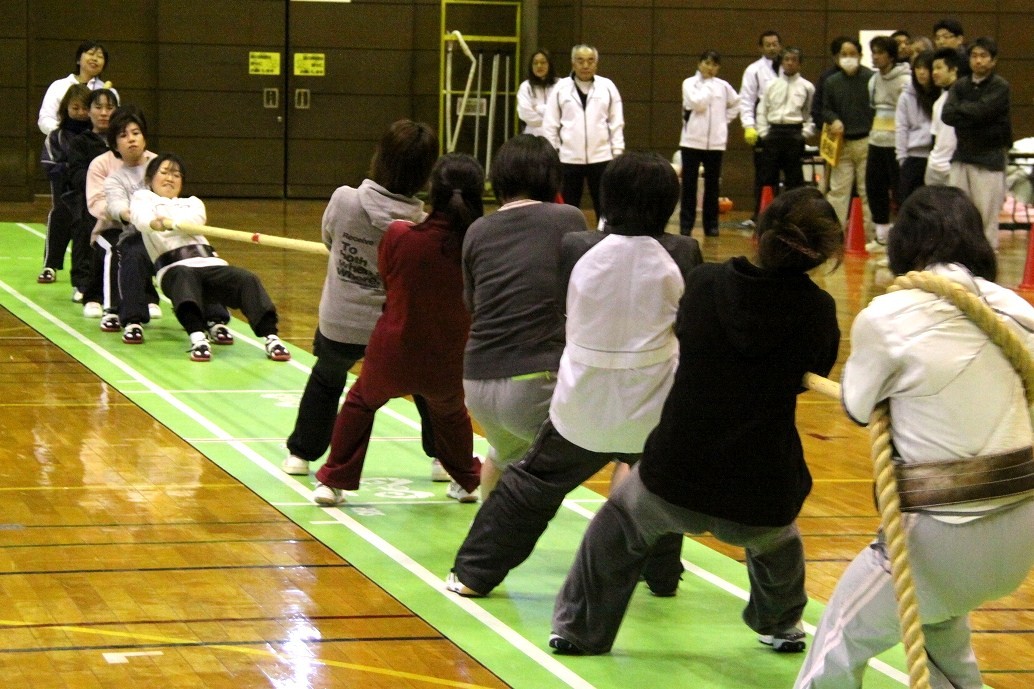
[758,625,806,653]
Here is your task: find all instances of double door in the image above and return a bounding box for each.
[156,0,420,199]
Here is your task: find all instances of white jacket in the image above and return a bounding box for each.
[130,189,226,282]
[756,73,815,139]
[550,235,684,453]
[37,75,117,135]
[738,57,780,129]
[843,262,1034,520]
[516,80,556,136]
[926,90,957,183]
[679,72,739,150]
[542,75,624,165]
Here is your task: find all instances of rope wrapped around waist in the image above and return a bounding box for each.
[895,446,1034,511]
[154,244,218,273]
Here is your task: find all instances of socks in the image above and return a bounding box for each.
[875,223,891,244]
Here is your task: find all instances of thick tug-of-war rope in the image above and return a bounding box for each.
[805,269,1034,689]
[803,371,929,689]
[159,219,330,256]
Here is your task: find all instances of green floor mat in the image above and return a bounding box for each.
[1,222,916,689]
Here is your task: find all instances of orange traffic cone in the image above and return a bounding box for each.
[844,196,868,257]
[1017,224,1034,291]
[759,185,775,213]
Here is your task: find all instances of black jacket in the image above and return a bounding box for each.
[639,257,840,527]
[942,73,1012,171]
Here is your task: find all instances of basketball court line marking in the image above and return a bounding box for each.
[2,222,912,688]
[0,272,594,689]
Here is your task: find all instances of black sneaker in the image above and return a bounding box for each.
[758,625,806,653]
[548,633,585,655]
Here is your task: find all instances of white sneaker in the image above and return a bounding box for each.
[313,483,345,506]
[83,301,103,318]
[430,458,450,482]
[148,303,162,319]
[71,288,84,303]
[865,239,887,253]
[282,454,310,475]
[445,571,484,597]
[446,481,478,503]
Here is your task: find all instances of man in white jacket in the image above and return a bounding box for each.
[756,48,815,197]
[925,47,960,186]
[542,45,624,220]
[739,30,783,227]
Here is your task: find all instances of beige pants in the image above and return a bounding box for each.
[826,137,872,236]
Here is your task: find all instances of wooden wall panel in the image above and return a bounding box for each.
[556,0,1033,207]
[157,0,285,43]
[291,4,415,49]
[10,1,1031,201]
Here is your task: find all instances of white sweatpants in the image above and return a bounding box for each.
[795,498,1034,689]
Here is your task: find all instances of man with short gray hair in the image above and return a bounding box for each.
[542,44,625,219]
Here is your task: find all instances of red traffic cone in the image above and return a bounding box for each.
[759,185,775,213]
[844,196,868,257]
[1017,223,1034,291]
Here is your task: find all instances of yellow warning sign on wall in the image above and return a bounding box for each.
[248,52,281,75]
[294,53,326,77]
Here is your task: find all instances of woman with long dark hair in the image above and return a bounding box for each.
[895,50,940,202]
[313,154,486,506]
[516,50,557,137]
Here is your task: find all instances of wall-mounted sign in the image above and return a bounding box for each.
[249,51,281,75]
[294,53,326,77]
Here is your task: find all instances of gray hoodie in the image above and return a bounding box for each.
[868,62,911,148]
[317,179,426,344]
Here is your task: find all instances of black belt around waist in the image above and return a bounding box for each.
[895,446,1034,511]
[769,123,803,130]
[154,244,218,273]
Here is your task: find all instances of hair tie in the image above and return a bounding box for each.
[776,234,822,260]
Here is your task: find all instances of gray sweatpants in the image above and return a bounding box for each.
[950,162,1006,250]
[552,465,808,655]
[795,497,1034,689]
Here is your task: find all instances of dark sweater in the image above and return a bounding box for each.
[639,257,840,527]
[462,202,588,379]
[822,67,875,139]
[941,73,1012,171]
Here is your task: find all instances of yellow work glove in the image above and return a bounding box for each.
[744,127,759,146]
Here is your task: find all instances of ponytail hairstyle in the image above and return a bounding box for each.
[756,186,843,273]
[426,153,484,253]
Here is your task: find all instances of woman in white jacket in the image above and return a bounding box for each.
[679,50,739,237]
[130,154,290,363]
[515,50,557,137]
[894,50,939,202]
[795,186,1034,688]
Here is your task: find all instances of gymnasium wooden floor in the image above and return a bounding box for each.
[1,196,1032,689]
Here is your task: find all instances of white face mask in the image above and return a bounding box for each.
[839,56,860,72]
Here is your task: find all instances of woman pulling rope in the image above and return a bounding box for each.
[795,186,1034,689]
